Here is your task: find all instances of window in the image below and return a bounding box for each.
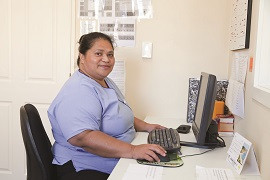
[253,0,270,108]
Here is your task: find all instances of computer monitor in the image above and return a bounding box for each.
[192,72,218,146]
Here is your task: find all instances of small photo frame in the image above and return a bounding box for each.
[227,133,260,175]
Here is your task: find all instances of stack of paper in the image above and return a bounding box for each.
[196,166,235,180]
[122,164,163,180]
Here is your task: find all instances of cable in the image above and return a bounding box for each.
[180,141,216,149]
[206,131,226,148]
[179,134,226,149]
[180,148,215,158]
[216,135,226,147]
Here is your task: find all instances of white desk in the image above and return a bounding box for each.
[108,117,261,180]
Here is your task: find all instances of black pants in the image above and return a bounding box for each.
[56,161,110,180]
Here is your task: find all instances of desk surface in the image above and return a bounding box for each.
[108,117,261,180]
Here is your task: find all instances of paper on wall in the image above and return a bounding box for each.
[79,0,113,18]
[226,52,248,118]
[108,60,126,95]
[115,0,153,18]
[79,0,153,19]
[80,19,97,36]
[225,79,245,118]
[230,52,248,83]
[99,18,136,47]
[78,0,153,47]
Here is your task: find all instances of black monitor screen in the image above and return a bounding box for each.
[192,72,217,145]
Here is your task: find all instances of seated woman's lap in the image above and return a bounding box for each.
[56,160,110,180]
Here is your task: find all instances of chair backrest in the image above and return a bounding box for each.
[20,104,57,180]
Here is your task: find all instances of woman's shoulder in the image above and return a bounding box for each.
[58,71,97,97]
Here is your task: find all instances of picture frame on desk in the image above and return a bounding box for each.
[227,133,260,175]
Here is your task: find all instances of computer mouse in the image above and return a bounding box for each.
[176,125,191,134]
[137,153,170,163]
[156,153,170,162]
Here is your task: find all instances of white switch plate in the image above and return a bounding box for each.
[142,42,152,59]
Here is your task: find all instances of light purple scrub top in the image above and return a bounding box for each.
[48,70,136,174]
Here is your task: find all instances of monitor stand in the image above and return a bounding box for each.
[180,121,226,149]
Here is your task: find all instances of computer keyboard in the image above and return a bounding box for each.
[148,128,181,153]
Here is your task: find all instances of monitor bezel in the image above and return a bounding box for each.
[192,72,217,145]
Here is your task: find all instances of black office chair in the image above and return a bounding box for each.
[20,103,57,180]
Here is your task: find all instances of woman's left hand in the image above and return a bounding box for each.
[134,117,166,132]
[146,123,166,133]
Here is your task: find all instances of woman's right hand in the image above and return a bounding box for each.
[130,144,167,162]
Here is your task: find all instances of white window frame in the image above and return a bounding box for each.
[253,0,270,108]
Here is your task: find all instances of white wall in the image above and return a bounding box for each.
[115,0,230,119]
[229,0,270,179]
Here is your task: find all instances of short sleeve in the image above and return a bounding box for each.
[55,87,102,141]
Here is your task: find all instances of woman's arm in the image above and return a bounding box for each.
[68,130,166,162]
[134,117,165,132]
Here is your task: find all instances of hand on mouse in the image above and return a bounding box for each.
[131,144,167,162]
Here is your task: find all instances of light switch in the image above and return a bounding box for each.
[142,42,152,59]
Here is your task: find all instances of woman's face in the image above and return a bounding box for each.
[79,39,115,82]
